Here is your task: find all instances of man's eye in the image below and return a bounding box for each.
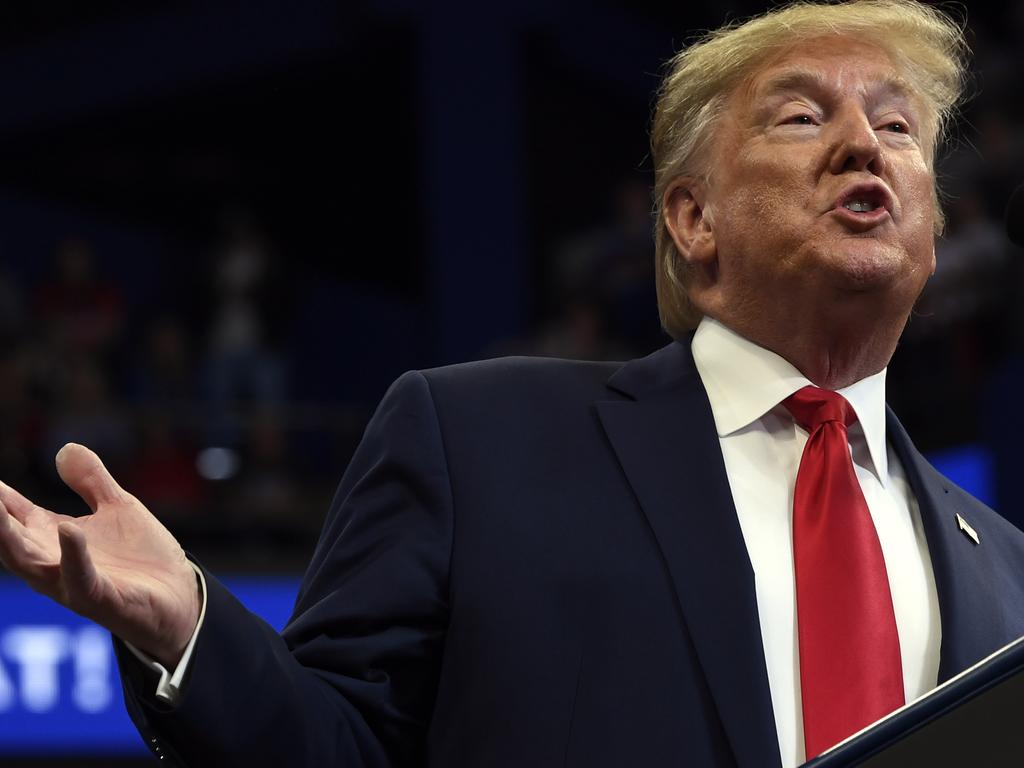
[786,115,815,125]
[881,121,909,133]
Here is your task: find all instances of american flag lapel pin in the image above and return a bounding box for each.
[956,513,980,545]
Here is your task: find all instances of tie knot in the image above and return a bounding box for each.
[782,386,857,432]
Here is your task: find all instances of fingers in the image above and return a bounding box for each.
[0,480,36,524]
[57,521,100,606]
[0,501,28,567]
[0,502,15,567]
[55,443,125,513]
[0,501,55,581]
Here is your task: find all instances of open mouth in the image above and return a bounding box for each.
[834,183,893,217]
[843,199,881,213]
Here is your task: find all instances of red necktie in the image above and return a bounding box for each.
[783,386,904,759]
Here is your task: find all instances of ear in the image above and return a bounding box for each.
[663,178,717,269]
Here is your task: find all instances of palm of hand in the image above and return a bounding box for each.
[0,444,200,667]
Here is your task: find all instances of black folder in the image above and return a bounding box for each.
[804,635,1024,766]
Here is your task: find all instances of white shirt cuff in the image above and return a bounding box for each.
[123,561,208,705]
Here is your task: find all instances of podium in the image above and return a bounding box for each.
[805,635,1024,766]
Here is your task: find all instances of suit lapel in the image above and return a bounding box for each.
[597,342,780,768]
[885,410,1009,681]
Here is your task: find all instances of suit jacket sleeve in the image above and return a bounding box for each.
[116,370,454,767]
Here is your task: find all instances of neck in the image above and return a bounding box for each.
[709,300,909,390]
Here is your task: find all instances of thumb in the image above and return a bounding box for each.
[55,443,125,513]
[57,521,102,608]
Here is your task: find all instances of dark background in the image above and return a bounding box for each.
[0,0,1022,763]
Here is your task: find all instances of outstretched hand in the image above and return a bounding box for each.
[0,443,201,668]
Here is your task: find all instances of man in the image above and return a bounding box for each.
[2,0,1023,766]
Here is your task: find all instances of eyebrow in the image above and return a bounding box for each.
[753,67,916,106]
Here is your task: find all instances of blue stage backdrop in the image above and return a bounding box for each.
[0,575,300,755]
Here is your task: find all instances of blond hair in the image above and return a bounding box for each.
[651,0,969,338]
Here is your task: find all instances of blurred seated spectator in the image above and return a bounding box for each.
[42,357,131,474]
[890,190,1013,450]
[918,191,1009,331]
[527,299,630,361]
[217,411,311,556]
[546,178,660,358]
[34,237,124,359]
[0,265,26,346]
[129,315,196,405]
[124,410,205,523]
[497,178,660,361]
[0,348,46,496]
[229,412,299,523]
[200,208,289,446]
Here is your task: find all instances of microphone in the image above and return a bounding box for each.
[1008,183,1024,246]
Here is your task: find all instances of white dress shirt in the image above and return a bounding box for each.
[691,317,941,767]
[131,317,941,768]
[124,562,208,703]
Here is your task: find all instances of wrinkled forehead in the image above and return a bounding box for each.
[740,37,915,108]
[750,67,916,111]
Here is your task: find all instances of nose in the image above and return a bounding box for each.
[827,106,884,175]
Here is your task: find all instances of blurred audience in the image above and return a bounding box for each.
[0,9,1020,567]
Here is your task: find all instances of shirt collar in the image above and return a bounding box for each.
[690,316,889,483]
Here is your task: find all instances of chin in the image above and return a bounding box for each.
[826,241,910,292]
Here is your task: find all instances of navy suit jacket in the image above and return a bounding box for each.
[119,340,1024,767]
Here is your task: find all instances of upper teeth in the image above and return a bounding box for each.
[844,200,877,212]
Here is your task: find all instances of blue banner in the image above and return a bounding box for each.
[0,575,300,755]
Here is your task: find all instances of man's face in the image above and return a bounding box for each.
[689,36,937,333]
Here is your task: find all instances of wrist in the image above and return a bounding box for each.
[148,565,204,668]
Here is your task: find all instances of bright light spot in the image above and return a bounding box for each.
[196,447,240,481]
